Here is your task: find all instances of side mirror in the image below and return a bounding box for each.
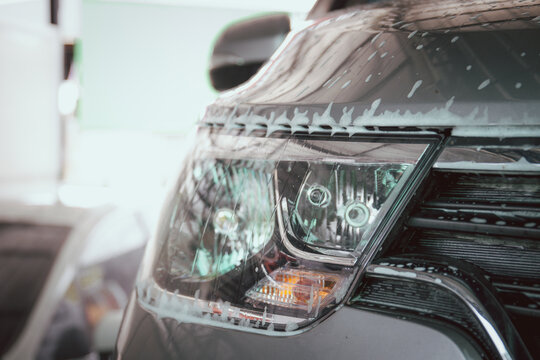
[209,13,290,91]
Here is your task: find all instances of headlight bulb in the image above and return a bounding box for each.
[344,201,370,228]
[307,184,331,208]
[213,208,239,236]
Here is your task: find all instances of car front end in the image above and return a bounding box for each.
[116,1,540,359]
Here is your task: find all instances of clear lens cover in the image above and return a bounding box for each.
[245,265,350,315]
[163,159,275,281]
[281,162,412,251]
[137,129,429,334]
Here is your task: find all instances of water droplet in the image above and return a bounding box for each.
[477,79,490,90]
[344,202,370,228]
[407,80,423,98]
[407,30,418,39]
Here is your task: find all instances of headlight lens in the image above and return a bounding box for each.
[161,159,275,281]
[137,129,430,334]
[285,162,411,251]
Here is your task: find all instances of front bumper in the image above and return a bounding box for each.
[116,292,481,360]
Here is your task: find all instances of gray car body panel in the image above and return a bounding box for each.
[202,0,540,133]
[117,294,482,360]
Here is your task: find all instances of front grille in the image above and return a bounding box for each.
[402,230,540,279]
[360,170,540,359]
[0,223,71,356]
[425,172,540,207]
[350,170,540,359]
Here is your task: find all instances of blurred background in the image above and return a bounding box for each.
[0,0,314,217]
[0,1,313,359]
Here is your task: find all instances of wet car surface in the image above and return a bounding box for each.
[116,1,540,359]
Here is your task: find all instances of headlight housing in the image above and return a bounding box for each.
[137,128,432,334]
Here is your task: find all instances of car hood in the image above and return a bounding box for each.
[202,0,540,134]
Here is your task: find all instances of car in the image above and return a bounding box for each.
[115,0,540,359]
[0,201,148,360]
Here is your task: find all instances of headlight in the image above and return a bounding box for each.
[137,128,432,334]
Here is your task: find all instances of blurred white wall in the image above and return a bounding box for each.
[79,1,278,132]
[0,0,49,25]
[0,19,62,200]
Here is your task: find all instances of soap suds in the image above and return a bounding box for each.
[407,80,423,98]
[478,79,490,90]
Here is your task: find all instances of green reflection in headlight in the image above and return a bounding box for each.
[167,160,275,281]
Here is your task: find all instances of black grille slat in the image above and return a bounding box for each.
[408,217,540,239]
[431,173,540,207]
[402,230,540,279]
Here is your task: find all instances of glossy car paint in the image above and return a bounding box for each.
[117,292,481,360]
[203,0,540,131]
